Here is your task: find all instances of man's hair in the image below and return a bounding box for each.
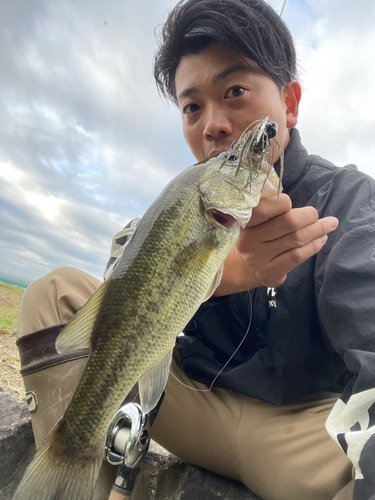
[154,0,297,105]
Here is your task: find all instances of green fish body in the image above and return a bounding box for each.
[13,118,282,500]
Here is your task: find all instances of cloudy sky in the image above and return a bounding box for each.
[1,0,374,283]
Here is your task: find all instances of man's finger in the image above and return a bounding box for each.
[246,193,292,227]
[255,216,338,257]
[258,235,331,288]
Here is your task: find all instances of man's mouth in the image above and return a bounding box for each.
[207,148,227,159]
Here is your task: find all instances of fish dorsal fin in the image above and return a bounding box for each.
[139,348,174,414]
[174,229,217,272]
[202,263,224,302]
[56,278,111,354]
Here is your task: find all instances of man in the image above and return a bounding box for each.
[17,1,375,499]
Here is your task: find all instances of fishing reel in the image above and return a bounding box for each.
[105,402,150,469]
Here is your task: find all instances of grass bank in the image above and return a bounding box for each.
[0,283,25,401]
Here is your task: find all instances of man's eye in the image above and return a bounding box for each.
[226,86,245,98]
[183,103,201,114]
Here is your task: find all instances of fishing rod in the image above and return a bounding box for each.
[280,0,287,17]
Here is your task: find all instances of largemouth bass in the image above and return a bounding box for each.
[13,118,283,500]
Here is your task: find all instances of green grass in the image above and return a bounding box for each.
[0,283,24,334]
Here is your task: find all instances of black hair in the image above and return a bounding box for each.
[154,0,297,105]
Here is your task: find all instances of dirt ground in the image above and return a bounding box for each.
[0,284,25,402]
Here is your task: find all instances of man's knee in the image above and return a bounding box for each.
[18,267,101,335]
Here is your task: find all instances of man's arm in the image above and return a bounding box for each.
[214,193,339,296]
[319,220,375,499]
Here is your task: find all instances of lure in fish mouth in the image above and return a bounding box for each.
[12,117,283,500]
[200,117,283,230]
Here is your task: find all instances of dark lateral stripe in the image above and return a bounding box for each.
[17,323,90,376]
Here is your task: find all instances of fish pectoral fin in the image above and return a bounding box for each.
[202,263,224,302]
[55,278,112,354]
[139,348,174,414]
[174,229,217,271]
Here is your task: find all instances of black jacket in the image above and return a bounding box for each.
[177,128,375,499]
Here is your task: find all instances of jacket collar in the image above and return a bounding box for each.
[274,128,309,193]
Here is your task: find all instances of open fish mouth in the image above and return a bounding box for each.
[207,208,239,230]
[208,206,253,230]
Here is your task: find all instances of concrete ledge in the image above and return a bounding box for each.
[0,394,262,500]
[0,393,36,500]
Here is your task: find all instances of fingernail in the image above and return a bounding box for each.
[321,235,328,245]
[329,217,339,229]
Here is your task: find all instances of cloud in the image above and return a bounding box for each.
[0,0,192,281]
[284,0,375,177]
[0,0,374,283]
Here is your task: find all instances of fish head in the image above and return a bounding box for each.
[198,117,283,230]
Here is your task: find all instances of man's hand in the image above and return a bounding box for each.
[214,193,338,296]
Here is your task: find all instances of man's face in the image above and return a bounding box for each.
[175,43,300,162]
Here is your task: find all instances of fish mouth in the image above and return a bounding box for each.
[208,209,240,230]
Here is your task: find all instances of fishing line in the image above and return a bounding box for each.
[169,257,253,393]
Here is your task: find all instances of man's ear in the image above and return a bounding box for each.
[284,81,301,129]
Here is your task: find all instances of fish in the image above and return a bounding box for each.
[12,117,283,500]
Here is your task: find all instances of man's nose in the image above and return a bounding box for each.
[203,107,233,139]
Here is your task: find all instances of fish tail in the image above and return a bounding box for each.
[12,422,103,500]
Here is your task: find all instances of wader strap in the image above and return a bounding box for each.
[17,323,90,376]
